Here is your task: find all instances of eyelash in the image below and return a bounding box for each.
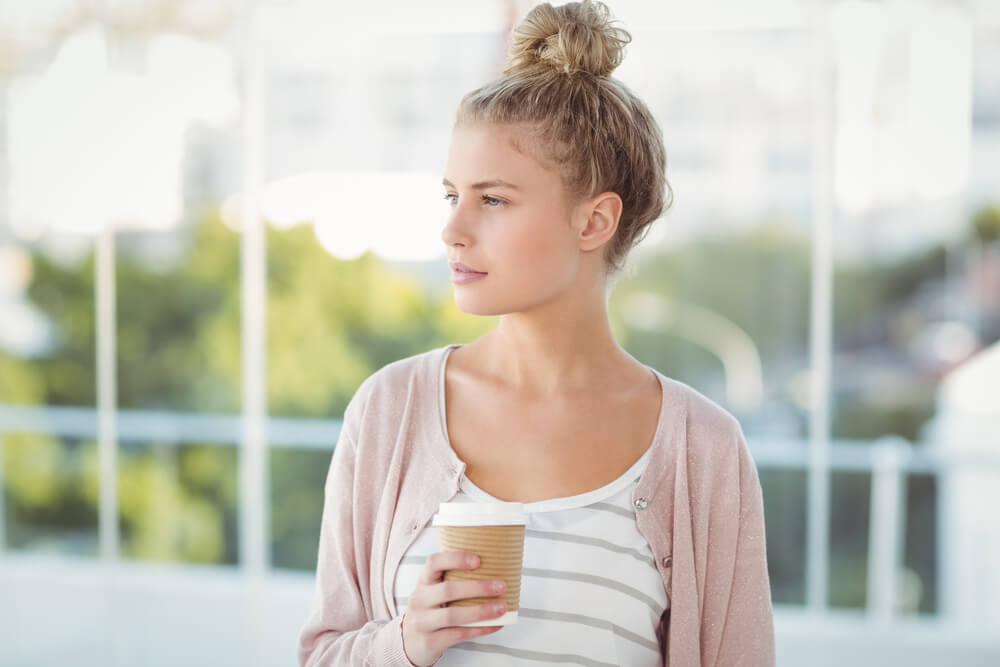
[443,193,505,207]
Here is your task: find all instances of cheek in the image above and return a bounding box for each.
[495,214,574,272]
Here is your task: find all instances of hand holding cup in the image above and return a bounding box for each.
[401,551,508,666]
[401,502,528,666]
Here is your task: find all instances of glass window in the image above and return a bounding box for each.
[2,59,99,554]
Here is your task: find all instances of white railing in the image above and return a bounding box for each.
[0,402,342,558]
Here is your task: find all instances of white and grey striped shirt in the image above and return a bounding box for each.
[392,443,667,667]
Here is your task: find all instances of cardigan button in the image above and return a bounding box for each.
[634,497,648,510]
[661,556,672,568]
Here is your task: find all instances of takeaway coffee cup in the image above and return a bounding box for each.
[431,501,528,626]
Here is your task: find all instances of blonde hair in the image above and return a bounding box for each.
[454,0,673,277]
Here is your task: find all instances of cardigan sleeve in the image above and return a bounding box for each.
[701,426,776,667]
[296,404,414,667]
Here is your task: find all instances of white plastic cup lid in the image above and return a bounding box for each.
[431,501,528,527]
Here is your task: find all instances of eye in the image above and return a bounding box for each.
[442,193,506,207]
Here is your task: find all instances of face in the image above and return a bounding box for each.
[441,123,587,316]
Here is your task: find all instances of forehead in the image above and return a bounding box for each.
[444,123,559,187]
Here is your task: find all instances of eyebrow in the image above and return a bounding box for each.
[442,178,521,191]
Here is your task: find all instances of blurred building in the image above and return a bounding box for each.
[928,340,1000,628]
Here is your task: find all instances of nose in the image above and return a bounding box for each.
[440,205,473,249]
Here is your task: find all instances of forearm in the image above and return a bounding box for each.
[299,614,412,667]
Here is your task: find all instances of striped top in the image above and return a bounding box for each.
[393,441,668,667]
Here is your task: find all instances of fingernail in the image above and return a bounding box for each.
[493,581,505,593]
[495,603,506,614]
[468,555,479,567]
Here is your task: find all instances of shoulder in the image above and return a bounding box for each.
[341,345,449,429]
[358,345,446,396]
[657,373,747,466]
[653,374,762,513]
[659,374,743,440]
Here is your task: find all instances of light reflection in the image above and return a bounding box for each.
[221,171,449,262]
[830,0,973,216]
[8,26,237,238]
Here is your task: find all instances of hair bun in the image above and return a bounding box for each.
[504,1,631,78]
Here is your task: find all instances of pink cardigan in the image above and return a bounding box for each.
[298,344,775,666]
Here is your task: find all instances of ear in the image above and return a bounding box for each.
[577,191,623,252]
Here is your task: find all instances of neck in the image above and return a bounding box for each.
[478,288,636,397]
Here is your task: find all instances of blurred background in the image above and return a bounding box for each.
[0,0,998,665]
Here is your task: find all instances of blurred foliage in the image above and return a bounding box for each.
[827,472,871,609]
[831,398,937,442]
[264,222,485,418]
[972,205,1000,245]
[0,252,97,405]
[614,222,812,369]
[270,448,330,571]
[611,219,952,441]
[832,242,949,441]
[904,474,938,615]
[834,243,947,342]
[2,434,97,554]
[115,216,241,412]
[759,468,807,605]
[116,441,238,563]
[1,210,495,568]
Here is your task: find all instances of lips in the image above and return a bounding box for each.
[449,261,486,274]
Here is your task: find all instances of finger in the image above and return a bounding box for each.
[418,551,479,585]
[418,600,508,633]
[425,578,505,608]
[435,624,504,647]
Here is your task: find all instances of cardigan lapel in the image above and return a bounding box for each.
[381,347,466,618]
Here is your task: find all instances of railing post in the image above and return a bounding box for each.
[868,436,908,625]
[239,5,268,667]
[97,226,119,566]
[239,0,268,581]
[806,0,836,615]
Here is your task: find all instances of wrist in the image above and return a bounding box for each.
[400,612,424,667]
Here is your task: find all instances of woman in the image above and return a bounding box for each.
[298,2,775,665]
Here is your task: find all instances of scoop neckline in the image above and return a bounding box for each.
[459,439,655,512]
[436,343,667,512]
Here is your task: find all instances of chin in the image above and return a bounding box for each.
[453,290,510,317]
[454,288,549,318]
[454,300,505,317]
